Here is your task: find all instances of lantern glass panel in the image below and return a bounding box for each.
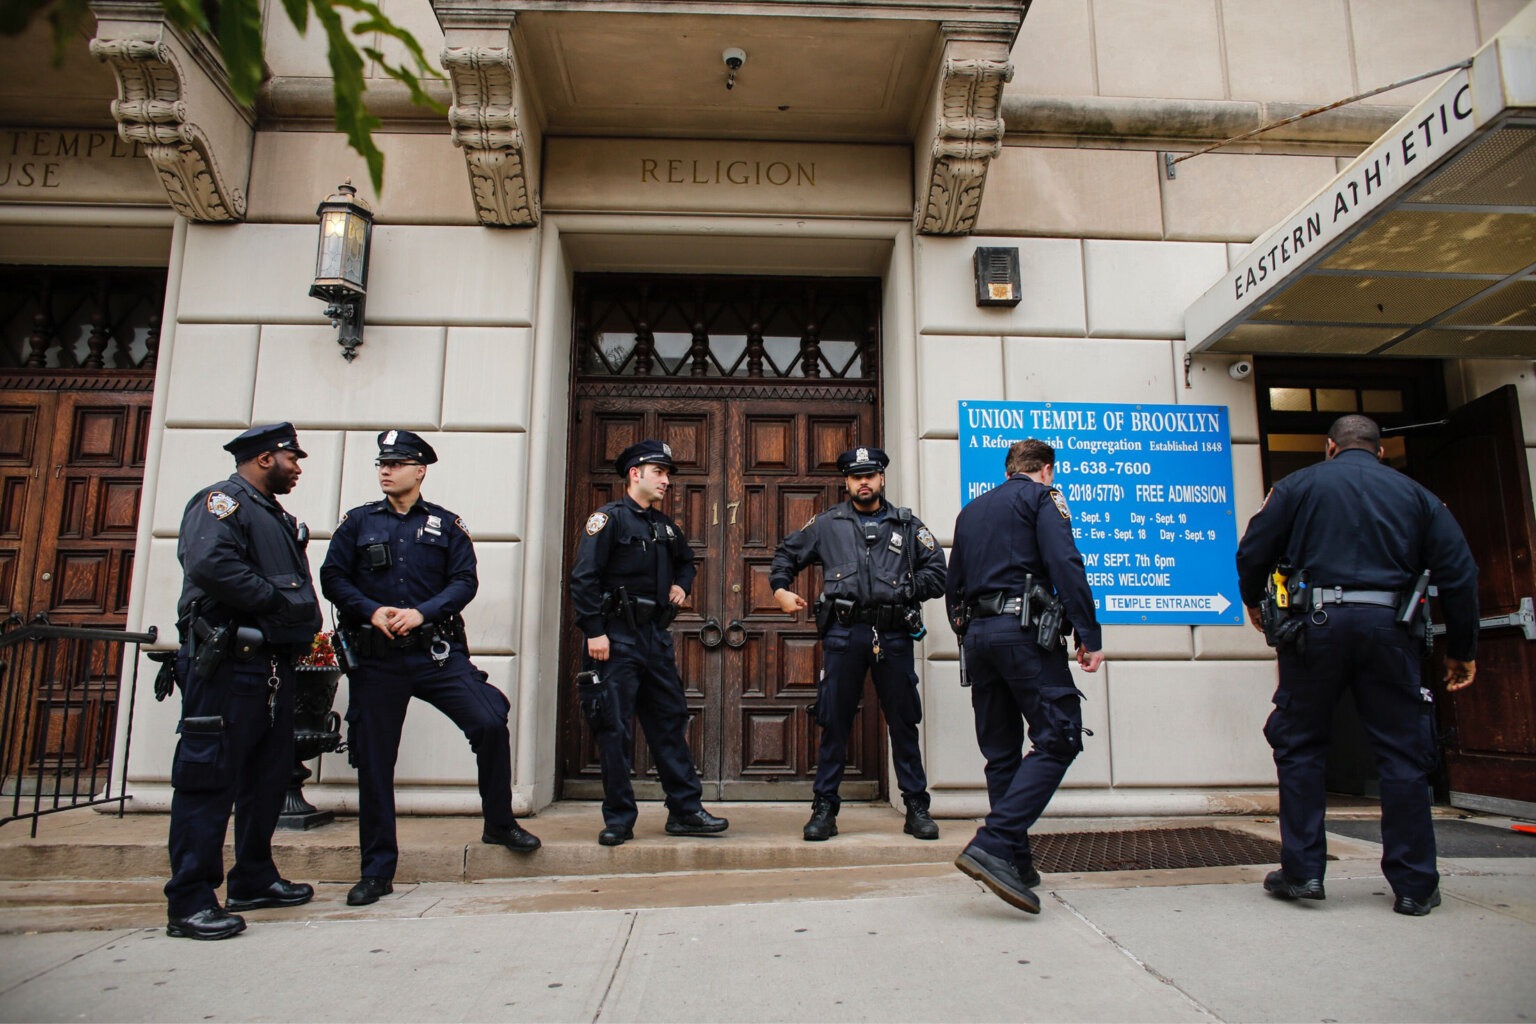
[316,210,349,283]
[342,214,368,289]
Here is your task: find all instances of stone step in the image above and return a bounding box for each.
[0,802,960,883]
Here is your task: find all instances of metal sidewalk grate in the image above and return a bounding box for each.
[1033,826,1282,873]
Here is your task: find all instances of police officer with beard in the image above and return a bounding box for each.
[1236,414,1478,916]
[569,439,729,846]
[945,439,1104,915]
[320,430,539,908]
[769,446,947,843]
[166,423,319,940]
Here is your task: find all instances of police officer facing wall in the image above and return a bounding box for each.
[320,430,540,907]
[165,423,320,940]
[945,439,1104,915]
[1236,414,1479,917]
[569,439,729,846]
[769,446,948,843]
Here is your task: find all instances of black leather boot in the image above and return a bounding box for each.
[903,793,939,840]
[803,796,839,841]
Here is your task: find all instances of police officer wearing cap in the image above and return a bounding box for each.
[569,439,729,846]
[769,446,948,843]
[166,423,320,940]
[945,439,1104,915]
[320,430,540,907]
[1236,414,1478,917]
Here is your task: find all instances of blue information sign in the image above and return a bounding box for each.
[958,401,1243,625]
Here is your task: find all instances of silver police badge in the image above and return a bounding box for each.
[205,491,238,520]
[662,442,673,458]
[1049,489,1072,521]
[916,527,937,550]
[585,512,609,535]
[857,447,869,463]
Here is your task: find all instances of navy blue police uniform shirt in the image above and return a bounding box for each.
[945,475,1102,652]
[1235,447,1479,661]
[177,474,322,646]
[569,496,696,638]
[768,499,947,608]
[320,498,478,627]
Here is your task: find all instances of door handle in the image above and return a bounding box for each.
[724,619,747,649]
[698,617,724,649]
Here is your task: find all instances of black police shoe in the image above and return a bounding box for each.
[598,825,634,847]
[803,797,839,841]
[955,842,1042,914]
[1017,860,1043,889]
[1263,869,1326,901]
[346,877,394,907]
[903,795,940,840]
[482,821,542,852]
[166,906,246,940]
[665,809,729,836]
[1393,888,1442,916]
[224,878,314,912]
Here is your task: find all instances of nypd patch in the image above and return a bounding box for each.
[1049,489,1071,521]
[585,512,609,536]
[916,527,937,551]
[455,516,471,538]
[802,513,817,530]
[1257,489,1273,513]
[205,491,238,520]
[337,511,348,526]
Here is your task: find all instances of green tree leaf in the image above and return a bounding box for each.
[311,0,384,192]
[214,0,265,106]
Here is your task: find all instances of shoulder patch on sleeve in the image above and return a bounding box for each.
[802,513,817,530]
[455,516,471,538]
[1257,489,1273,513]
[205,491,238,520]
[336,511,348,526]
[915,526,937,550]
[1049,489,1071,521]
[585,512,609,536]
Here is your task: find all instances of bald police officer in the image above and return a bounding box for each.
[770,446,948,843]
[1236,414,1478,916]
[945,439,1104,915]
[166,423,319,940]
[321,430,539,908]
[569,439,728,846]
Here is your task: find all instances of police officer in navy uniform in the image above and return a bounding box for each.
[569,439,729,846]
[945,439,1104,915]
[769,446,948,843]
[1236,414,1478,916]
[320,430,540,907]
[166,423,319,940]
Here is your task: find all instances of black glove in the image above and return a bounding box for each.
[148,650,177,702]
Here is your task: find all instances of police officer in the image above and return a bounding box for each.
[569,439,729,846]
[166,423,320,940]
[1236,414,1478,916]
[769,446,947,843]
[945,439,1104,915]
[320,430,540,907]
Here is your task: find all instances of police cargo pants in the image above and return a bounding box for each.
[814,623,928,802]
[964,614,1085,871]
[165,650,296,918]
[1267,604,1438,899]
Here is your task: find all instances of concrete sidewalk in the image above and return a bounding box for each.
[1,808,1533,1022]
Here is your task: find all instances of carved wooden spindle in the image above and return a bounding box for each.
[860,323,878,379]
[634,321,655,376]
[142,313,162,371]
[799,321,822,378]
[745,321,765,378]
[574,318,591,373]
[689,321,710,377]
[84,310,111,369]
[24,313,51,368]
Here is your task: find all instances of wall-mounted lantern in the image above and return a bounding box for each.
[309,181,374,361]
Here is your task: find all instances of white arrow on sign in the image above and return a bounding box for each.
[1106,594,1232,614]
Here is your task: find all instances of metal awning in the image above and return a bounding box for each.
[1185,5,1536,358]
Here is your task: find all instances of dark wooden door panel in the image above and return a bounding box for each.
[0,394,54,618]
[1414,385,1536,807]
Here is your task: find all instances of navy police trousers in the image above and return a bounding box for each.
[815,623,928,803]
[345,647,513,880]
[1268,605,1439,899]
[964,614,1085,871]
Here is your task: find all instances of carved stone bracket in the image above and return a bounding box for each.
[442,45,539,227]
[917,53,1014,235]
[89,4,253,223]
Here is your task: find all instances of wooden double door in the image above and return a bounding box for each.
[0,388,151,776]
[559,386,883,800]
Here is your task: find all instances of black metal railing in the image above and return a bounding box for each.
[0,614,156,836]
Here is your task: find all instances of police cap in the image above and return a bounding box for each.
[837,446,889,475]
[376,429,438,465]
[615,439,676,475]
[223,422,307,462]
